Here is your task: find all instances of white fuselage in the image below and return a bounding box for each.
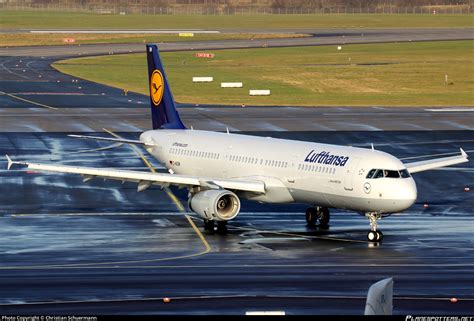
[140,129,417,214]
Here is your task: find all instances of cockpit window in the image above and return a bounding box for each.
[374,169,384,179]
[366,169,377,179]
[384,170,400,178]
[399,169,411,178]
[367,168,409,179]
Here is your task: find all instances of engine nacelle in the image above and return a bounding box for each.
[189,189,241,221]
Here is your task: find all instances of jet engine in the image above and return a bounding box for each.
[189,189,241,221]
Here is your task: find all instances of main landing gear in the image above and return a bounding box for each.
[366,212,383,242]
[204,219,228,235]
[305,206,330,228]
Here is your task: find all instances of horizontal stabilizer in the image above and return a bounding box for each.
[6,154,13,170]
[5,155,27,170]
[68,134,156,147]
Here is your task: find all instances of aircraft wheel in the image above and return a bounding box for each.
[367,230,383,242]
[204,220,215,233]
[368,231,377,242]
[377,230,383,241]
[318,207,330,228]
[305,207,317,227]
[216,221,228,235]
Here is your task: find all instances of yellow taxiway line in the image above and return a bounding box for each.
[103,128,186,212]
[185,215,211,253]
[0,91,57,110]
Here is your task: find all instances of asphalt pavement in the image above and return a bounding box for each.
[0,29,473,315]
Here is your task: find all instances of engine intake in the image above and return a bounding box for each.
[189,189,240,221]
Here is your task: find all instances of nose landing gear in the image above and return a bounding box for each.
[366,212,383,242]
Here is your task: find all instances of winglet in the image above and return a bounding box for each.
[460,148,468,159]
[6,154,13,170]
[364,277,393,315]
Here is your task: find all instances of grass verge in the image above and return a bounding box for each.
[1,11,473,29]
[53,40,474,107]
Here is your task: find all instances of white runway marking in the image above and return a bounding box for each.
[439,121,473,130]
[30,30,220,34]
[425,108,474,112]
[258,122,288,132]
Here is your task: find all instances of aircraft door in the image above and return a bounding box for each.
[343,157,361,192]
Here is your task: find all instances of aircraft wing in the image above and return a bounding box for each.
[5,155,265,194]
[404,148,469,174]
[68,134,156,147]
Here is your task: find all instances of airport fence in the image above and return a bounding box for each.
[0,3,472,15]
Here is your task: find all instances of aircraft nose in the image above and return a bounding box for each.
[401,178,417,209]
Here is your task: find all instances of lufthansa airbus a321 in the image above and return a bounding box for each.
[6,45,469,242]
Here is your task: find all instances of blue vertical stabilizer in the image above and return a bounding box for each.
[146,44,186,130]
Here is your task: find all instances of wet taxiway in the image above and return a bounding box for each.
[0,131,473,314]
[0,32,473,314]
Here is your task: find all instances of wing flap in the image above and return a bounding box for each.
[405,148,469,174]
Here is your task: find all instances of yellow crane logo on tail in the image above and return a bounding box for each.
[150,70,164,106]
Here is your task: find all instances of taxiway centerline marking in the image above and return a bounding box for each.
[102,128,186,212]
[0,91,57,110]
[186,215,211,253]
[102,129,210,253]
